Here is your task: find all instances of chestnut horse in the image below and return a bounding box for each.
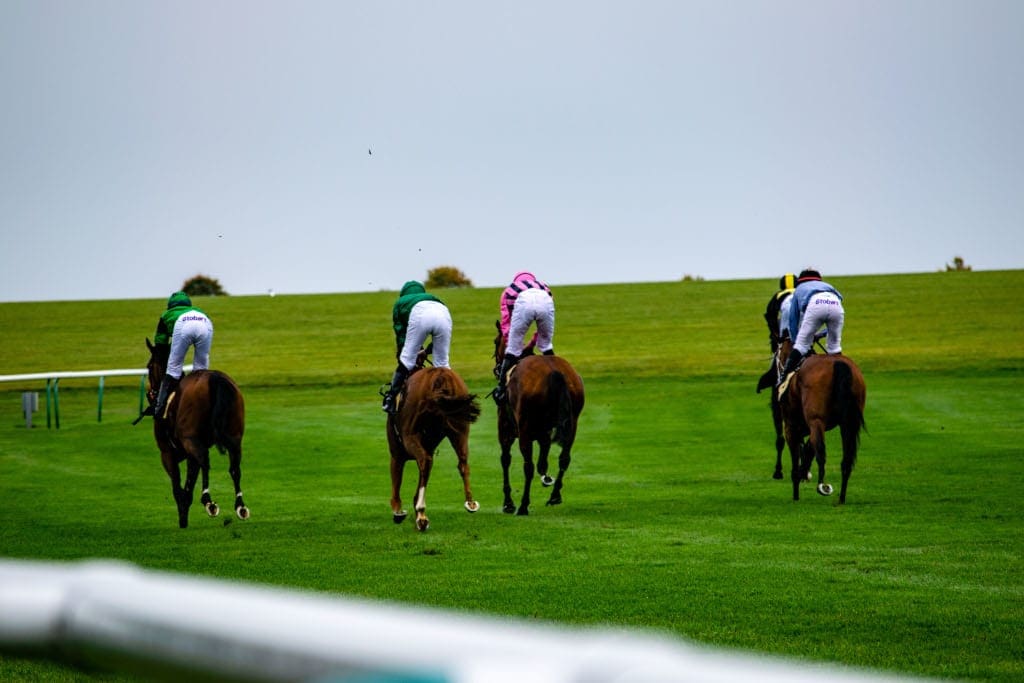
[778,339,866,503]
[144,339,249,528]
[493,324,584,515]
[387,354,481,532]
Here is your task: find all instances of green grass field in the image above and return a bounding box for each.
[1,271,1022,682]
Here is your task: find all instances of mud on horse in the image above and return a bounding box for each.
[143,339,249,528]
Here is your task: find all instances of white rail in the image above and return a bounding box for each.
[0,366,190,428]
[0,559,923,683]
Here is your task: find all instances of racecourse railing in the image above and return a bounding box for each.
[0,365,191,429]
[0,559,922,683]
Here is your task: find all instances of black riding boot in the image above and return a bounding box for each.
[154,375,179,419]
[778,349,804,386]
[542,348,555,356]
[493,353,517,403]
[382,364,410,414]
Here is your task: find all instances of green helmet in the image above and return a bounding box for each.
[166,291,192,309]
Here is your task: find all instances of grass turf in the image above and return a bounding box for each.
[0,270,1022,681]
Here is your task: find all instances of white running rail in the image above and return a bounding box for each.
[0,559,925,683]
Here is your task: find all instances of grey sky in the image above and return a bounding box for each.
[2,1,1021,302]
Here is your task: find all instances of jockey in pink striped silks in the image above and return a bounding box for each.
[493,271,555,402]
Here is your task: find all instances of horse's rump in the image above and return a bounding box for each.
[174,370,244,454]
[403,368,480,428]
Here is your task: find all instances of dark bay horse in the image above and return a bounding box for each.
[387,359,481,532]
[778,339,866,503]
[493,326,584,515]
[145,339,249,528]
[756,336,787,481]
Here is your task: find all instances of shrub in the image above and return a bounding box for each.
[182,274,229,296]
[426,266,473,288]
[944,256,972,272]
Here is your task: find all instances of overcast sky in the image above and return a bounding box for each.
[2,1,1021,302]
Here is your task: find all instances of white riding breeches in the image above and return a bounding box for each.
[506,288,555,356]
[794,292,843,355]
[400,300,452,370]
[167,312,214,379]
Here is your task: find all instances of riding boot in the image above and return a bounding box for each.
[542,349,555,356]
[778,349,804,386]
[493,353,517,403]
[382,364,410,414]
[154,375,179,420]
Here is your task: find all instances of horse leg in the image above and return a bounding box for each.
[400,435,434,531]
[450,430,479,514]
[546,443,572,507]
[838,422,858,504]
[784,425,803,502]
[498,411,517,514]
[771,390,785,480]
[160,451,187,527]
[808,422,833,497]
[413,453,434,532]
[390,454,408,524]
[227,444,249,520]
[178,451,201,529]
[536,436,555,487]
[517,438,535,516]
[199,452,219,518]
[500,441,516,514]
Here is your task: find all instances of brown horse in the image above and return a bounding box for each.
[493,325,585,515]
[145,339,249,528]
[387,358,481,532]
[778,339,866,503]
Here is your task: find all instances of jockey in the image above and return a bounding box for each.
[382,281,452,414]
[153,291,214,418]
[493,271,555,402]
[757,273,796,392]
[778,269,845,385]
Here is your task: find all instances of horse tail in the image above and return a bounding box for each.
[431,373,481,428]
[548,371,574,446]
[209,372,241,454]
[831,361,865,462]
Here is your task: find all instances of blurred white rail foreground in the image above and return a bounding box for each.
[0,559,931,683]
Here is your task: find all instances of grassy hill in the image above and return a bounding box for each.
[1,270,1022,681]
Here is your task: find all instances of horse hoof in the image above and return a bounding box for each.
[540,475,554,487]
[817,483,834,496]
[205,502,220,517]
[464,501,480,513]
[515,507,529,516]
[502,504,516,514]
[235,505,250,520]
[773,471,784,480]
[393,511,408,524]
[546,496,562,506]
[416,519,430,532]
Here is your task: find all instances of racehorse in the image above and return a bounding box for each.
[778,339,866,503]
[144,338,249,528]
[386,351,481,532]
[493,323,584,515]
